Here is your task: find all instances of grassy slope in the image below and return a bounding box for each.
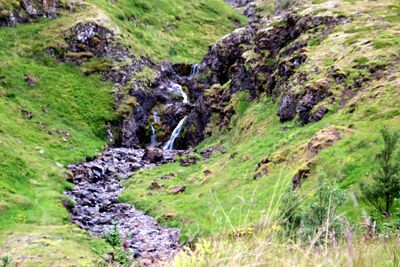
[121,0,400,243]
[0,20,114,265]
[0,1,244,265]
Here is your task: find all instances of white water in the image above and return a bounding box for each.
[153,110,160,123]
[150,125,157,146]
[162,116,187,151]
[190,64,199,77]
[170,83,189,103]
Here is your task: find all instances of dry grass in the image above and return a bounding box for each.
[172,227,400,267]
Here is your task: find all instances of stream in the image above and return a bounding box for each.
[66,148,180,264]
[66,79,193,264]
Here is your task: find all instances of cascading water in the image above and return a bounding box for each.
[150,111,159,147]
[190,64,198,77]
[170,83,189,103]
[150,125,157,146]
[162,82,190,150]
[162,116,187,150]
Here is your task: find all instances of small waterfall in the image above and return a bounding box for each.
[163,116,187,151]
[150,125,157,146]
[153,110,160,123]
[170,83,189,103]
[190,64,198,77]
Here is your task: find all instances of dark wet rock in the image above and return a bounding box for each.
[203,169,212,176]
[292,168,310,189]
[200,144,227,158]
[160,173,176,180]
[21,109,33,119]
[143,147,164,163]
[149,181,161,190]
[179,13,346,146]
[170,185,186,194]
[180,155,200,167]
[172,63,193,76]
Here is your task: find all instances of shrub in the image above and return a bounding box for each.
[360,128,400,217]
[279,173,346,245]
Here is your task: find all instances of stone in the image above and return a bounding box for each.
[160,173,176,179]
[307,127,341,158]
[180,155,200,167]
[292,168,310,189]
[149,181,161,190]
[170,185,186,194]
[203,169,212,176]
[143,147,164,163]
[21,109,33,119]
[25,73,37,87]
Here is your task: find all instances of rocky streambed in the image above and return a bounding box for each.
[65,147,181,265]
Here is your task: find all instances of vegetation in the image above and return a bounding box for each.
[360,128,400,217]
[91,223,132,266]
[0,0,399,265]
[121,0,400,247]
[0,0,244,264]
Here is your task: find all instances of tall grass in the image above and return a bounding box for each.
[171,174,400,266]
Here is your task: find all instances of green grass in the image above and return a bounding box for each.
[0,0,248,263]
[121,0,400,243]
[85,0,247,62]
[0,21,114,263]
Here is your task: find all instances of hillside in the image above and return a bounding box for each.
[0,0,244,265]
[0,0,399,266]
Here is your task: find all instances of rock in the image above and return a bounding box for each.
[55,162,64,168]
[200,144,227,158]
[149,181,161,190]
[253,166,268,180]
[160,173,176,179]
[203,169,212,176]
[307,127,341,158]
[164,213,176,220]
[62,197,75,211]
[292,168,310,189]
[21,109,33,119]
[180,155,200,167]
[25,73,37,86]
[143,147,164,163]
[170,185,186,194]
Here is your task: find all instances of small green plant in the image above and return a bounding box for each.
[1,256,12,267]
[278,186,303,237]
[101,222,133,266]
[279,174,346,245]
[299,174,346,245]
[361,128,400,217]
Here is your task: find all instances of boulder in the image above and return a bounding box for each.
[143,147,164,163]
[170,185,186,194]
[160,173,176,180]
[307,127,341,158]
[292,168,310,189]
[180,155,200,167]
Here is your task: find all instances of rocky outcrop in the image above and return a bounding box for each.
[181,13,346,145]
[292,126,342,189]
[0,0,80,26]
